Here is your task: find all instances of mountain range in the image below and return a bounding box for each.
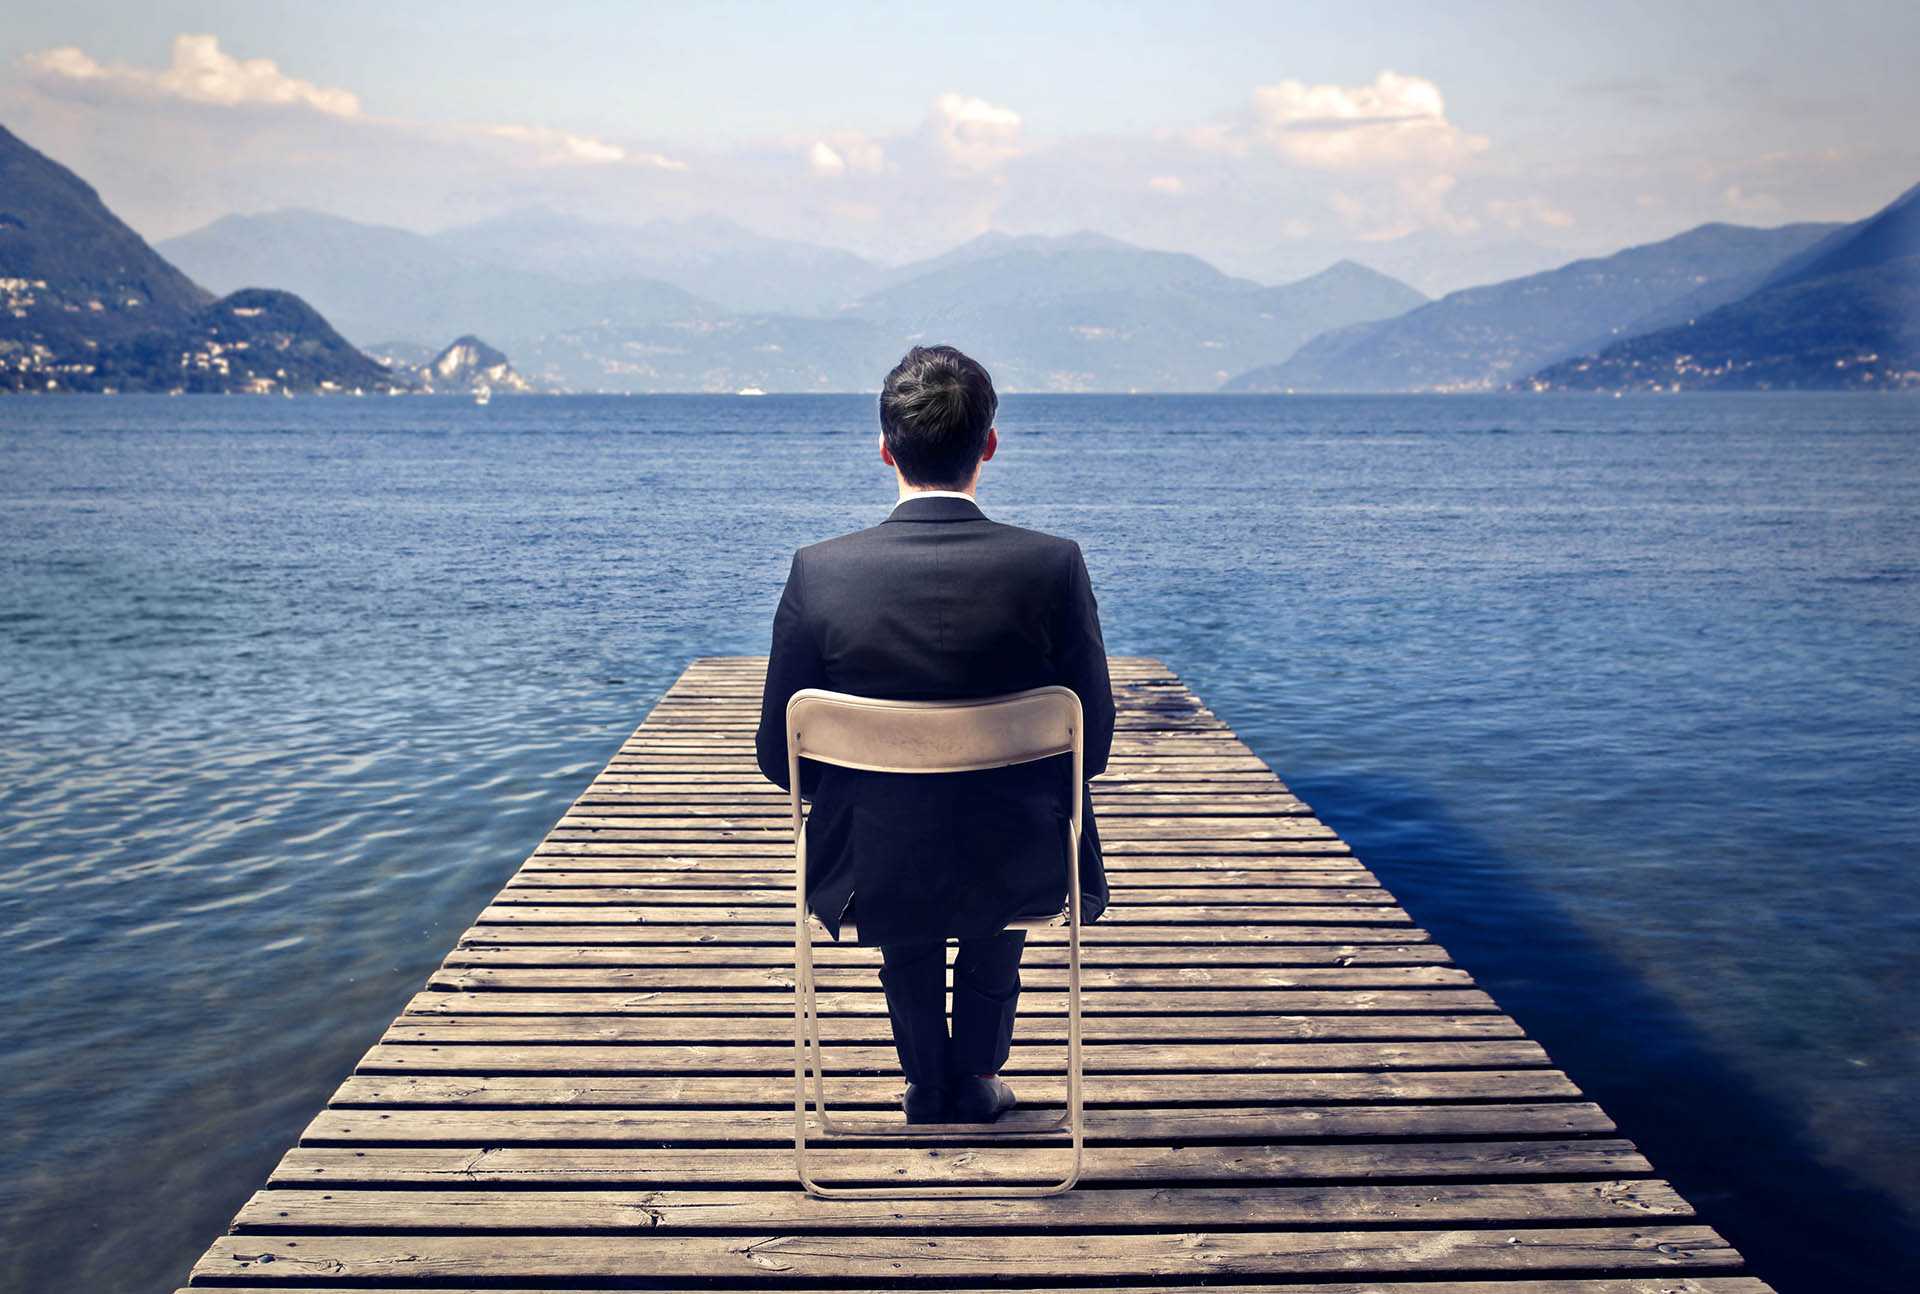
[7,115,1917,396]
[160,211,1428,392]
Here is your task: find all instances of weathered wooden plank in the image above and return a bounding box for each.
[588,757,1285,774]
[353,1038,1552,1074]
[455,923,1436,946]
[538,820,1342,842]
[560,799,1315,817]
[377,1012,1524,1045]
[576,760,1297,779]
[476,902,1403,925]
[297,1103,1614,1146]
[331,1068,1587,1108]
[268,1139,1653,1187]
[506,854,1375,875]
[227,1179,1687,1232]
[171,1283,1777,1294]
[195,1226,1739,1283]
[496,884,1397,906]
[513,864,1383,887]
[527,838,1356,856]
[450,929,1440,954]
[401,987,1499,1015]
[172,1284,1778,1294]
[428,964,1475,990]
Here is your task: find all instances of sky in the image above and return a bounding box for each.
[3,0,1916,289]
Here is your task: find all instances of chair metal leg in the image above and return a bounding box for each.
[793,829,1084,1198]
[795,923,1083,1198]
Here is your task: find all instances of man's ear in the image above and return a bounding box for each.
[879,433,895,467]
[980,427,998,462]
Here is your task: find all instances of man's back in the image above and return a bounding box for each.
[764,496,1100,700]
[754,494,1115,945]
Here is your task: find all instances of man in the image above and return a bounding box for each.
[754,344,1116,1125]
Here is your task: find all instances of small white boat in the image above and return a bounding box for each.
[735,386,766,396]
[474,383,492,405]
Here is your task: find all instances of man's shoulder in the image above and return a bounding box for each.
[799,514,1082,561]
[978,514,1081,545]
[795,521,891,562]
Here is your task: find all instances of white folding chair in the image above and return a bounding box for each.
[785,685,1085,1198]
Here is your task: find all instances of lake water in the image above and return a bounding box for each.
[1,392,1915,1291]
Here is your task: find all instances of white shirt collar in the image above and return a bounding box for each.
[897,489,977,504]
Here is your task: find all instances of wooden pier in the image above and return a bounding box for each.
[181,656,1772,1292]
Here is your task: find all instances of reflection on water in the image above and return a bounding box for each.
[1,392,1916,1291]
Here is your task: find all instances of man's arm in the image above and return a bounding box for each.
[755,552,828,791]
[1058,542,1115,778]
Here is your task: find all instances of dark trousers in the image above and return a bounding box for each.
[877,930,1027,1088]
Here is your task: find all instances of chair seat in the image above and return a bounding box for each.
[811,907,1072,942]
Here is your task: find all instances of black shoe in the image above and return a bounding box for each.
[954,1074,1016,1123]
[903,1083,949,1124]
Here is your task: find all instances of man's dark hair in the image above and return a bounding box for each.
[878,345,998,488]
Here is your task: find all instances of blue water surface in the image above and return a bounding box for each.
[1,392,1916,1291]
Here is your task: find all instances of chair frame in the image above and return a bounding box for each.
[786,685,1085,1198]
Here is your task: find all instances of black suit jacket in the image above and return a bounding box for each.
[754,495,1116,945]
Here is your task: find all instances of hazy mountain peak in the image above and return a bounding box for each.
[2,124,387,392]
[0,121,211,320]
[0,126,391,394]
[926,228,1136,265]
[428,333,532,391]
[1527,179,1920,391]
[440,204,581,237]
[1300,259,1427,294]
[1753,176,1920,293]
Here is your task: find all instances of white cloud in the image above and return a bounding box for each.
[806,133,885,178]
[1321,174,1481,241]
[23,33,361,117]
[488,124,675,168]
[1327,190,1368,221]
[1723,184,1782,214]
[1148,175,1186,195]
[1487,194,1576,230]
[21,33,685,175]
[927,92,1023,174]
[1184,70,1487,171]
[1150,71,1494,243]
[809,140,846,177]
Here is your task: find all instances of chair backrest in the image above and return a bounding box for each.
[786,685,1083,776]
[784,685,1086,845]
